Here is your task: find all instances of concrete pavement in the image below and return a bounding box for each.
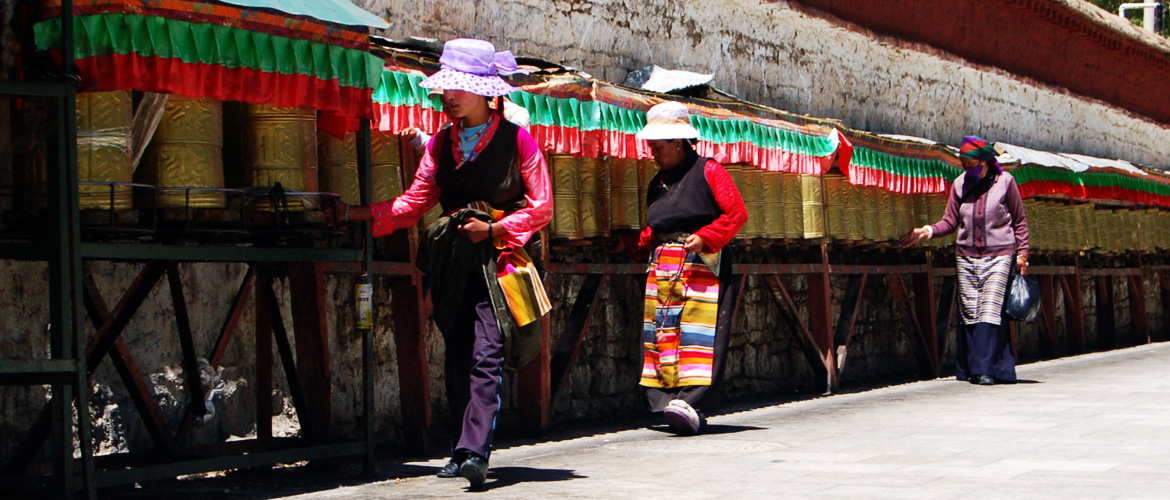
[290,343,1170,499]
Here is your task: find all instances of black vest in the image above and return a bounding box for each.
[645,156,722,234]
[433,119,526,213]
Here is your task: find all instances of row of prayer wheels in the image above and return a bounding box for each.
[10,91,404,214]
[1026,200,1170,253]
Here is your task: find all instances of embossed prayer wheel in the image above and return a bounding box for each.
[762,171,785,238]
[875,188,896,241]
[13,91,134,211]
[893,192,914,241]
[861,186,880,241]
[579,157,610,238]
[231,104,317,212]
[800,174,825,239]
[912,193,931,229]
[77,90,134,210]
[609,158,641,231]
[637,159,660,228]
[139,96,226,208]
[1024,200,1044,250]
[740,165,766,239]
[925,193,952,247]
[844,181,865,241]
[781,173,804,239]
[370,131,404,202]
[821,173,849,240]
[550,154,583,239]
[317,131,360,204]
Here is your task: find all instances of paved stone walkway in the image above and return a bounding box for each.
[285,343,1170,499]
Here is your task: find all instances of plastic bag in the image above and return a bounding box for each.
[1003,274,1040,322]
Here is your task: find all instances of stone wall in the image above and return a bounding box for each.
[361,0,1170,167]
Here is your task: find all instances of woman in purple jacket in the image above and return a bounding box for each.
[901,136,1029,385]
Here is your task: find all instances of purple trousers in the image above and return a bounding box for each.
[443,278,504,460]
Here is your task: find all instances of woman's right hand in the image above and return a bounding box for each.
[899,226,931,248]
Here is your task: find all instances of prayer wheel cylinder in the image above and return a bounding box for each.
[12,91,134,211]
[912,193,931,229]
[762,171,785,239]
[861,186,880,241]
[821,173,848,240]
[876,188,896,241]
[637,159,660,228]
[1024,200,1044,250]
[370,131,404,202]
[317,131,360,204]
[740,165,766,239]
[925,193,952,247]
[781,173,804,239]
[139,96,226,208]
[800,174,825,239]
[844,181,865,241]
[550,154,583,239]
[231,104,318,206]
[893,192,914,240]
[609,158,641,231]
[579,157,610,238]
[77,90,133,210]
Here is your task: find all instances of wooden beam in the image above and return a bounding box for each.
[1037,274,1058,359]
[1096,276,1116,350]
[289,263,333,443]
[912,267,940,375]
[832,273,867,373]
[935,276,957,359]
[388,272,432,454]
[807,245,836,391]
[208,266,254,369]
[166,264,206,419]
[887,274,938,379]
[516,229,553,432]
[1161,271,1170,342]
[1127,255,1149,346]
[764,274,831,393]
[255,267,274,442]
[258,276,314,437]
[81,269,173,452]
[550,273,605,402]
[1060,272,1086,353]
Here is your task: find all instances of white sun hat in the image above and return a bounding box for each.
[635,101,701,140]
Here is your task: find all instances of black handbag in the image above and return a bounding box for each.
[1004,273,1040,322]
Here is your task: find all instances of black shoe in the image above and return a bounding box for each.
[460,455,488,490]
[967,375,982,384]
[436,459,460,478]
[976,375,995,386]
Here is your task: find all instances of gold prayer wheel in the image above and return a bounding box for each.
[821,173,849,240]
[579,157,610,238]
[139,96,227,208]
[1025,200,1045,250]
[861,186,880,241]
[912,193,931,229]
[77,90,133,210]
[875,188,896,241]
[925,193,952,247]
[12,91,134,211]
[609,158,641,231]
[781,173,804,239]
[762,171,785,239]
[317,130,360,204]
[550,154,583,239]
[371,131,404,202]
[893,192,914,240]
[800,174,825,239]
[844,181,865,241]
[229,104,318,212]
[726,164,747,239]
[637,159,660,228]
[740,165,766,239]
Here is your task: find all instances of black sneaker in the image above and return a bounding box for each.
[459,455,488,490]
[976,375,995,386]
[436,459,460,478]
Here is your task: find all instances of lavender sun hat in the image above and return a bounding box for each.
[419,38,526,97]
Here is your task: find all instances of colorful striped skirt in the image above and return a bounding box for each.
[956,254,1013,326]
[641,243,720,389]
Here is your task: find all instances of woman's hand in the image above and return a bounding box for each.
[458,218,493,243]
[683,234,705,254]
[1016,254,1029,275]
[900,226,931,248]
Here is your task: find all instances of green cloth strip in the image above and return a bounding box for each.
[35,13,383,89]
[371,69,836,156]
[1011,165,1170,197]
[851,146,960,181]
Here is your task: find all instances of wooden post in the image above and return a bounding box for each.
[1096,276,1116,350]
[289,263,333,443]
[807,245,836,392]
[1038,274,1057,358]
[255,266,274,442]
[1127,255,1149,345]
[516,229,552,432]
[1060,272,1086,354]
[389,272,432,453]
[912,261,940,375]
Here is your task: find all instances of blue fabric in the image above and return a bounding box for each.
[459,122,489,161]
[955,322,1017,382]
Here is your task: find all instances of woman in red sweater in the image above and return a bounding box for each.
[631,101,747,434]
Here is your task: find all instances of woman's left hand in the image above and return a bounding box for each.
[1016,254,1029,275]
[459,218,493,243]
[683,234,705,254]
